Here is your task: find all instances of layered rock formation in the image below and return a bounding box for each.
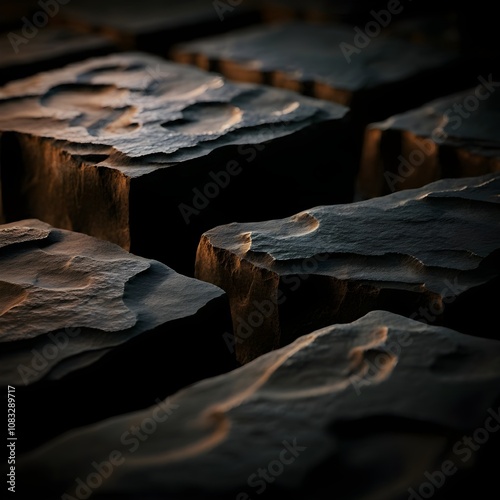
[0,219,235,450]
[0,52,353,274]
[196,173,500,363]
[172,21,462,121]
[19,311,500,499]
[357,86,500,198]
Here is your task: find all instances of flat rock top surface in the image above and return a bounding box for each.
[0,52,347,177]
[201,173,500,295]
[21,310,500,497]
[371,86,500,156]
[0,219,223,385]
[175,21,457,91]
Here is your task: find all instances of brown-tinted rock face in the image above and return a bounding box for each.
[60,0,261,53]
[0,28,116,85]
[357,85,500,199]
[172,21,461,121]
[19,311,500,500]
[196,173,500,363]
[0,219,235,450]
[0,52,353,275]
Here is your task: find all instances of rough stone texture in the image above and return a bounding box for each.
[60,0,261,53]
[172,21,462,121]
[0,52,353,275]
[196,173,500,363]
[357,86,500,199]
[0,28,116,85]
[19,311,500,499]
[0,219,235,450]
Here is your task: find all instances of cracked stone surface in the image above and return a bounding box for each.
[357,86,500,199]
[172,21,461,121]
[19,311,500,500]
[0,219,235,450]
[0,51,353,275]
[196,173,500,363]
[0,27,116,85]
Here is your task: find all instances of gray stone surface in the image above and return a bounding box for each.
[196,173,500,362]
[172,21,460,120]
[19,311,500,499]
[0,52,353,274]
[357,87,500,198]
[0,219,234,449]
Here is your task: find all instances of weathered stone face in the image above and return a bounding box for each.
[357,85,500,199]
[0,219,235,450]
[18,311,500,499]
[196,173,500,363]
[0,52,353,274]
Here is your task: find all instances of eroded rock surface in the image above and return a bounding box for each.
[196,173,500,363]
[172,21,461,120]
[0,219,235,450]
[19,311,500,499]
[0,52,353,274]
[357,86,500,198]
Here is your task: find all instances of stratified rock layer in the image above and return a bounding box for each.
[0,219,234,450]
[0,52,353,274]
[19,311,500,500]
[357,86,500,199]
[196,173,500,363]
[172,21,461,120]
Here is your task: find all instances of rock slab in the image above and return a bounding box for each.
[196,173,500,363]
[357,85,500,198]
[0,219,234,450]
[19,311,500,499]
[0,52,353,275]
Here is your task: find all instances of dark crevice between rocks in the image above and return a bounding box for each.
[129,118,357,277]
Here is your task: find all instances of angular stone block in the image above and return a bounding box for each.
[357,85,500,199]
[0,219,235,450]
[172,21,461,121]
[0,52,353,275]
[196,173,500,363]
[19,311,500,499]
